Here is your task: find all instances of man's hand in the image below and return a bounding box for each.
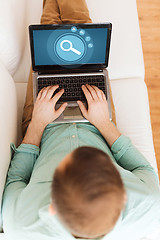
[77,84,110,130]
[22,85,67,146]
[31,85,67,129]
[77,84,121,147]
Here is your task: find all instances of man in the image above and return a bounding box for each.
[2,0,160,240]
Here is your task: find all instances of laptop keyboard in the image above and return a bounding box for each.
[37,75,106,102]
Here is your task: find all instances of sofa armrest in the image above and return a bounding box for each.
[0,61,17,230]
[86,0,145,80]
[0,0,42,77]
[110,78,157,171]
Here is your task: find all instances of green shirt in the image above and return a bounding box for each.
[2,122,160,240]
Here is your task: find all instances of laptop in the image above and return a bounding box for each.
[29,23,112,123]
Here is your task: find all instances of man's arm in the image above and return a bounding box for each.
[111,135,160,193]
[2,86,68,221]
[77,84,121,147]
[77,84,159,191]
[22,85,67,146]
[4,85,68,187]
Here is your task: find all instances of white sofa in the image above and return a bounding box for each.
[0,0,159,239]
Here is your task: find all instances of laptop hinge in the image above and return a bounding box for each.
[38,68,103,75]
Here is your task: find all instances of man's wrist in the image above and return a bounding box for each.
[97,121,121,148]
[96,120,112,133]
[22,121,45,147]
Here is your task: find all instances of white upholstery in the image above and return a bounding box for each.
[0,62,17,231]
[0,234,6,240]
[0,1,26,76]
[111,78,156,170]
[0,0,159,239]
[87,0,145,80]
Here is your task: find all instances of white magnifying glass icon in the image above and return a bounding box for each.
[60,40,81,55]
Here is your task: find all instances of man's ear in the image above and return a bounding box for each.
[49,204,56,216]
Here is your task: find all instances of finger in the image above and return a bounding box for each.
[91,85,103,99]
[55,102,68,118]
[101,90,107,100]
[86,84,98,100]
[45,85,59,100]
[77,100,88,118]
[81,85,93,103]
[52,88,65,104]
[37,87,47,100]
[40,86,53,100]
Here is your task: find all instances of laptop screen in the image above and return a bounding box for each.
[29,23,112,71]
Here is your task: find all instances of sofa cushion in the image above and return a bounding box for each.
[0,1,28,76]
[0,61,17,230]
[110,78,157,171]
[86,0,145,80]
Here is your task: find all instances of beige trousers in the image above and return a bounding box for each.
[22,0,116,137]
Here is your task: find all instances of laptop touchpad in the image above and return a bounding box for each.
[64,106,83,119]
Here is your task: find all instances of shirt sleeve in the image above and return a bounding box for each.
[2,143,39,207]
[5,143,40,187]
[2,143,40,231]
[111,135,160,194]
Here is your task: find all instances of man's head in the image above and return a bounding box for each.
[50,146,126,239]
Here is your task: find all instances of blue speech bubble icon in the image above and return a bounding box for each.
[85,36,91,42]
[79,29,85,36]
[71,26,77,33]
[88,43,93,48]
